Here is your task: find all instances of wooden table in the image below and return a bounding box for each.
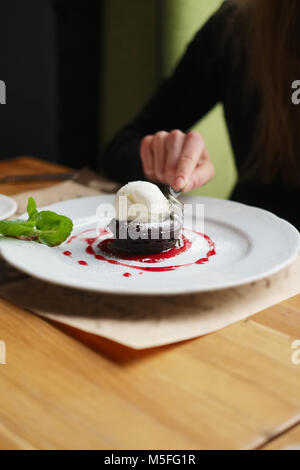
[0,157,299,450]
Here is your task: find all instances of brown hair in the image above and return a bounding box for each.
[234,0,300,184]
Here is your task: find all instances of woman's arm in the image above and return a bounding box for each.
[101,2,231,186]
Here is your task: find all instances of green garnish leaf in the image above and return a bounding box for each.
[35,211,74,246]
[27,197,38,220]
[0,220,38,239]
[0,197,73,247]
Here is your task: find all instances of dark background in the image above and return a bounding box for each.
[0,0,101,169]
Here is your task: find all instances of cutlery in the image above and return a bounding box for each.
[0,172,76,184]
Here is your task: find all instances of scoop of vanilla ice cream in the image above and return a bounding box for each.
[115,181,170,223]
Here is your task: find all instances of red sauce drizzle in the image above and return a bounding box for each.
[64,227,216,273]
[66,235,77,245]
[123,273,132,278]
[63,251,72,257]
[66,228,109,245]
[98,234,192,263]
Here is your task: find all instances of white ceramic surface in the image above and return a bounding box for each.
[0,195,299,295]
[0,194,17,220]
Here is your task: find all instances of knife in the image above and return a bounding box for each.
[0,172,77,184]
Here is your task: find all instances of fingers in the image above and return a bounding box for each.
[174,131,205,190]
[183,150,215,192]
[140,130,214,192]
[140,136,155,180]
[165,130,185,186]
[140,132,168,182]
[152,131,168,181]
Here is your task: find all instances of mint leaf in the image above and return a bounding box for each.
[0,220,38,239]
[35,211,73,246]
[27,197,38,220]
[0,197,73,247]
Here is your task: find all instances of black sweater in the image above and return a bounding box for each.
[101,1,300,230]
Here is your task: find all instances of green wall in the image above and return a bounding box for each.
[101,0,237,199]
[101,0,160,146]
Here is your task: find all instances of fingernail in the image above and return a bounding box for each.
[174,177,185,189]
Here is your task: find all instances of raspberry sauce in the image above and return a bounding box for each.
[63,251,72,257]
[64,228,216,273]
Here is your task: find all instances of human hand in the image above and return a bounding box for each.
[140,130,215,192]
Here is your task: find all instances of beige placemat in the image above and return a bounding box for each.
[1,180,300,349]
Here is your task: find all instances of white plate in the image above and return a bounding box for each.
[0,195,299,295]
[0,194,17,220]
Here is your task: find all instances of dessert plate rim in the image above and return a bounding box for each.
[0,194,18,221]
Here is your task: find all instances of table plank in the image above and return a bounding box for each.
[0,156,71,195]
[1,294,300,450]
[0,422,35,450]
[251,300,300,338]
[262,425,300,450]
[0,157,299,450]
